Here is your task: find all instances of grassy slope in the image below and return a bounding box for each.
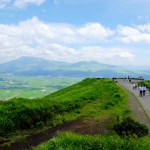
[33,79,150,150]
[0,78,129,138]
[139,80,150,89]
[34,132,150,150]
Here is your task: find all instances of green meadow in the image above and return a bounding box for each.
[0,76,82,99]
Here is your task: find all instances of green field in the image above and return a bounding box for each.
[0,75,82,99]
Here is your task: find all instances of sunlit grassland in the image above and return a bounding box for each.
[0,76,82,99]
[34,132,150,150]
[139,80,150,89]
[0,77,132,150]
[32,78,150,150]
[32,79,150,150]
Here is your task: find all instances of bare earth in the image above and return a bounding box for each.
[1,117,112,150]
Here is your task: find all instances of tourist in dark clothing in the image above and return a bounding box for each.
[139,86,143,97]
[143,86,146,96]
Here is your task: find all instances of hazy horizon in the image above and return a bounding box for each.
[0,56,150,69]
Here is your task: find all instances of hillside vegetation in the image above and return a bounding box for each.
[34,132,150,150]
[139,80,150,89]
[0,78,129,138]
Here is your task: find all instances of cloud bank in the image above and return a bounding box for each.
[1,17,150,65]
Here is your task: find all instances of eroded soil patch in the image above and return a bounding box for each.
[1,116,113,150]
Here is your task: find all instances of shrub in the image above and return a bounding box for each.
[113,93,121,98]
[113,117,149,137]
[36,121,44,128]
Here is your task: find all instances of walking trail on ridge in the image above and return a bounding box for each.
[117,79,150,130]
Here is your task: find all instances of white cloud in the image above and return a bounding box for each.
[0,16,148,65]
[137,24,150,33]
[0,0,45,9]
[54,0,100,5]
[12,17,113,44]
[14,0,45,9]
[78,47,134,62]
[0,0,11,9]
[116,24,150,43]
[77,23,113,41]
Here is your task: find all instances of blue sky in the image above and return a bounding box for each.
[0,0,150,65]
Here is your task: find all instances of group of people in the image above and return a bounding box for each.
[132,83,149,97]
[132,83,138,90]
[112,76,150,97]
[138,85,147,97]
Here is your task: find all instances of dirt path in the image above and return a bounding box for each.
[117,79,150,130]
[1,117,112,150]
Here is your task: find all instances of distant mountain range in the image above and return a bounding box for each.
[0,56,150,79]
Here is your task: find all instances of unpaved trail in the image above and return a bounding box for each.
[1,116,112,150]
[117,79,150,130]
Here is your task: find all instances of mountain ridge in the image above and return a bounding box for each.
[0,56,150,78]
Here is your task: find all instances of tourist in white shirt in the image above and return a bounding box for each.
[139,86,143,97]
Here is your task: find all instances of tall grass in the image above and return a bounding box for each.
[0,78,129,137]
[139,80,150,89]
[34,132,150,150]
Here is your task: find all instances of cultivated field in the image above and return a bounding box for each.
[0,75,82,99]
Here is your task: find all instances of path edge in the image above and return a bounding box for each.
[119,84,150,123]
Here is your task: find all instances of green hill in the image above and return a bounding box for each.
[0,78,129,138]
[1,78,150,149]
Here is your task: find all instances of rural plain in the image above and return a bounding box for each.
[0,75,82,99]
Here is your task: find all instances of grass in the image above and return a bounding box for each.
[32,78,150,150]
[0,76,82,99]
[0,78,129,138]
[33,132,150,150]
[138,80,150,89]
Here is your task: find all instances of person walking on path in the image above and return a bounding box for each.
[133,84,135,90]
[135,84,138,90]
[139,86,143,97]
[143,86,146,96]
